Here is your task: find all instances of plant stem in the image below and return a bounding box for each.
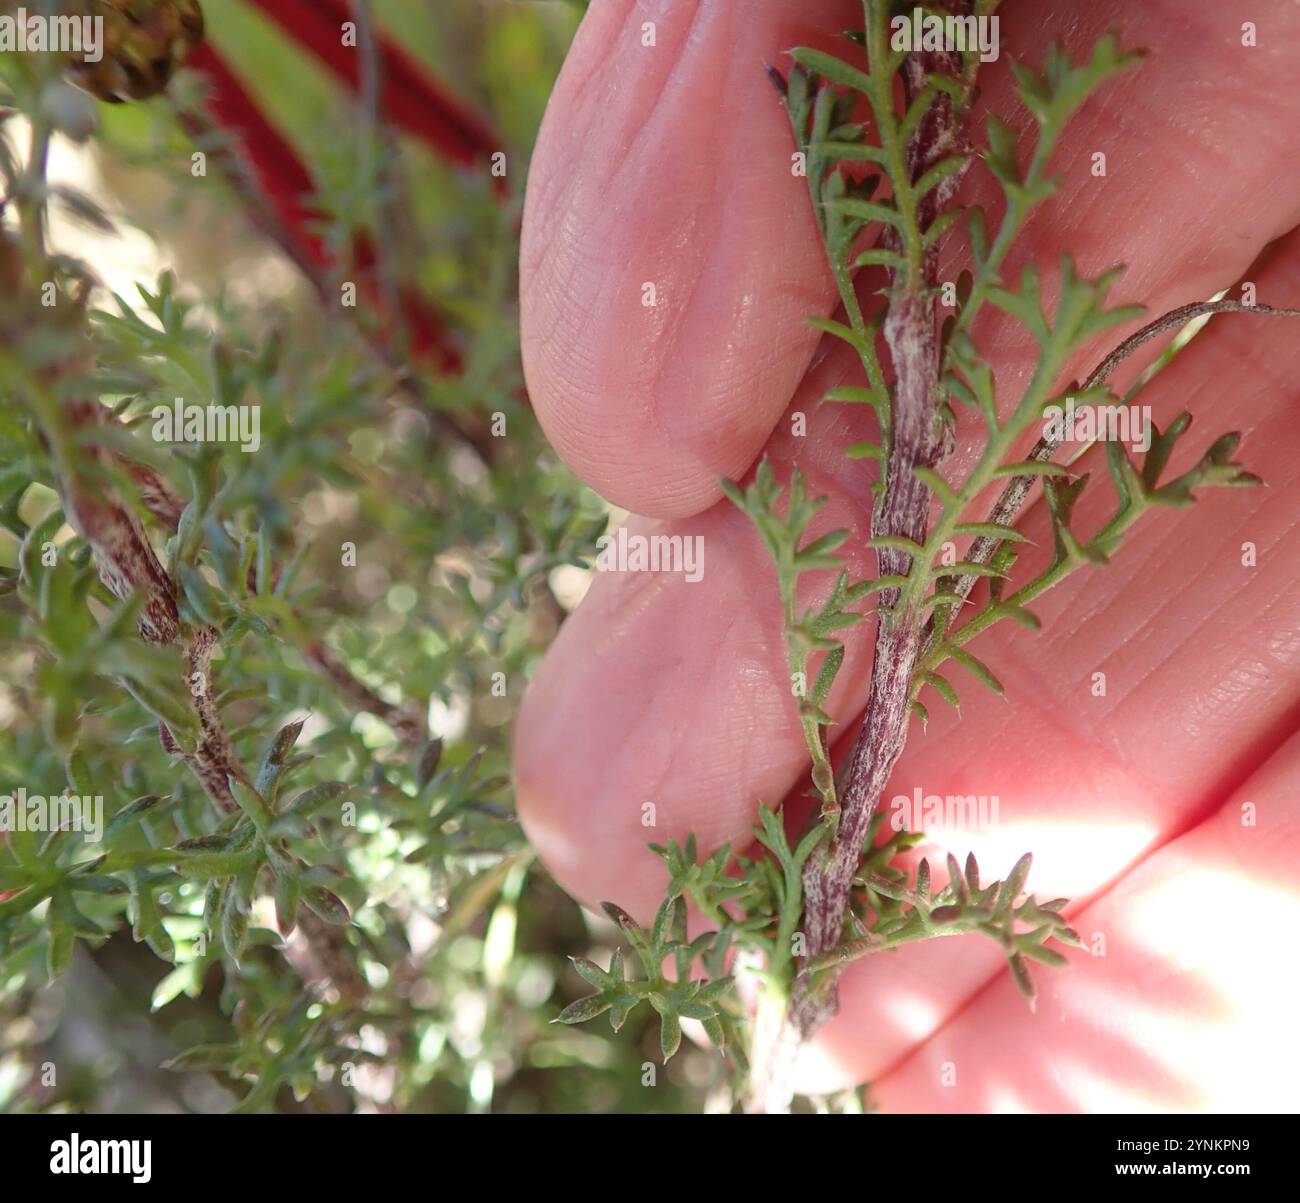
[16,115,51,264]
[745,977,801,1114]
[926,300,1300,636]
[795,5,974,1036]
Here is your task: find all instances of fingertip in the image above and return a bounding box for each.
[520,0,862,518]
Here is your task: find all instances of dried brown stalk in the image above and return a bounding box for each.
[796,15,977,1035]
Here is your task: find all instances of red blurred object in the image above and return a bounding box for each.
[185,41,463,370]
[247,0,500,167]
[187,43,328,271]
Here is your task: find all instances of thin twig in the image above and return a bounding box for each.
[795,0,976,1038]
[925,299,1300,642]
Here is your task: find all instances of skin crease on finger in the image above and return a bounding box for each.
[515,2,1300,1102]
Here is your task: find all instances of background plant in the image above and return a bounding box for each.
[0,0,728,1115]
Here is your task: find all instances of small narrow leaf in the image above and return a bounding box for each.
[555,994,613,1025]
[788,47,873,95]
[993,460,1066,478]
[807,316,870,352]
[1009,952,1036,1007]
[658,1010,683,1061]
[952,522,1028,542]
[923,207,964,249]
[918,671,960,711]
[945,646,1004,696]
[928,560,1006,580]
[854,248,909,271]
[303,887,350,926]
[914,155,968,200]
[825,385,888,411]
[47,911,75,979]
[827,197,904,229]
[868,534,925,558]
[570,956,612,991]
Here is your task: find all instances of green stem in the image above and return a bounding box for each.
[946,129,1057,357]
[863,0,924,288]
[16,113,52,266]
[941,498,1144,655]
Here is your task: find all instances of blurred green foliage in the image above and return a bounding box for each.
[0,0,724,1114]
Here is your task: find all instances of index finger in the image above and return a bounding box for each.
[520,0,861,518]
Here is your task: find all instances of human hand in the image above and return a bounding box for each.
[515,0,1300,1110]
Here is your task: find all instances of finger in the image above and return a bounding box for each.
[520,0,861,518]
[520,0,1300,518]
[794,226,1300,1091]
[514,343,881,915]
[866,725,1300,1111]
[516,209,1300,926]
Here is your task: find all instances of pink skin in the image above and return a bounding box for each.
[517,0,1300,1109]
